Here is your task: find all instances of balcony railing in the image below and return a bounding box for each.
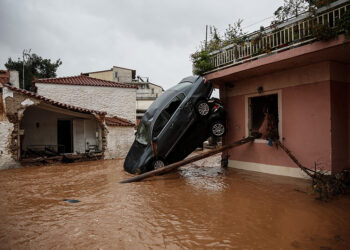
[207,0,349,73]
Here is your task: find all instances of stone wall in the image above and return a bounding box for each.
[0,120,19,169]
[36,84,136,123]
[104,126,135,159]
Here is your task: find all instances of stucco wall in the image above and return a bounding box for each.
[21,106,101,154]
[225,81,332,175]
[331,81,350,172]
[0,120,18,169]
[104,126,135,159]
[114,67,133,83]
[137,100,154,111]
[36,83,136,123]
[223,57,335,177]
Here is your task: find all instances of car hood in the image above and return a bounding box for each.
[123,140,152,174]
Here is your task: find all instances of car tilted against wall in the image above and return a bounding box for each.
[124,76,226,174]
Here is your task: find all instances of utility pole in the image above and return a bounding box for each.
[22,49,31,89]
[22,50,25,89]
[205,25,208,50]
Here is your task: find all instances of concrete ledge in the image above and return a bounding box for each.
[228,160,310,179]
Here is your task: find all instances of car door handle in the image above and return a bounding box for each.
[170,123,174,128]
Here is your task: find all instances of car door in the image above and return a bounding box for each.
[152,93,193,158]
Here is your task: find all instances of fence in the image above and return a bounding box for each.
[208,0,349,72]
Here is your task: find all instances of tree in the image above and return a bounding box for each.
[223,19,247,46]
[5,51,62,90]
[273,0,310,24]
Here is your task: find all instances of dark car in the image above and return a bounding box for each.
[124,76,226,174]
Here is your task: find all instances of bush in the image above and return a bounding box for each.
[191,50,214,76]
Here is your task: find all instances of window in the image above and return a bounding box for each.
[248,93,279,140]
[135,122,149,145]
[114,72,118,79]
[152,93,185,138]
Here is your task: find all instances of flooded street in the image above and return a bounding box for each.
[0,155,350,249]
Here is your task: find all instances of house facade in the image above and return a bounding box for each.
[83,66,164,123]
[33,75,137,160]
[0,76,107,169]
[202,1,350,178]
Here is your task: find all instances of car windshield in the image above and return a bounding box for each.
[135,122,149,145]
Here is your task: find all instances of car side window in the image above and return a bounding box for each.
[152,93,185,138]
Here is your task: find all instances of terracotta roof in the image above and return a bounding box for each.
[33,75,137,89]
[3,84,106,115]
[0,70,9,85]
[105,116,135,127]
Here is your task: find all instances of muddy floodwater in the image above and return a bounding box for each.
[0,155,350,249]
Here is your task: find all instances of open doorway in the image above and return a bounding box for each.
[248,93,279,140]
[57,120,72,153]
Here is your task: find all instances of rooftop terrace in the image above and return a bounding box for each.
[197,0,349,75]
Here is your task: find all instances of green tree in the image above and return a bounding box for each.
[5,51,62,90]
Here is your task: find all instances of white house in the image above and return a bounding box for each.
[82,66,164,124]
[33,75,137,159]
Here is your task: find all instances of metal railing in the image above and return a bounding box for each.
[208,0,349,72]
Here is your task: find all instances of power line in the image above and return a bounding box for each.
[242,16,275,29]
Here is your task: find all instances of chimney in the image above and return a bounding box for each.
[9,70,19,88]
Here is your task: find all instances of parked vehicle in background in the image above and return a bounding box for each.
[124,76,226,174]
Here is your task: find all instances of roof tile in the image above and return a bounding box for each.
[33,75,137,89]
[105,116,135,127]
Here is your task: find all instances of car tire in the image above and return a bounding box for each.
[152,159,165,170]
[196,100,210,116]
[210,121,226,137]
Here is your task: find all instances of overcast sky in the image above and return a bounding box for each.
[0,0,282,90]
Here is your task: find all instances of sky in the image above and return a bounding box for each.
[0,0,282,90]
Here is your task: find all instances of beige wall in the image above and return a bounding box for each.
[88,71,114,81]
[87,67,134,83]
[113,67,133,83]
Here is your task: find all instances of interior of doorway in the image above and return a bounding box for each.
[57,120,72,153]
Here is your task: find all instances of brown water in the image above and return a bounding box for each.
[0,155,350,250]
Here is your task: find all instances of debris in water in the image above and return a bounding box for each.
[63,199,80,203]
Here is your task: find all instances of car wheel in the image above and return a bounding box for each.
[196,100,210,116]
[152,159,165,170]
[211,121,225,137]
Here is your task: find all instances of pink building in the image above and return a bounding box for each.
[203,1,350,178]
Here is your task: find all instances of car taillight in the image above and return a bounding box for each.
[212,104,219,112]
